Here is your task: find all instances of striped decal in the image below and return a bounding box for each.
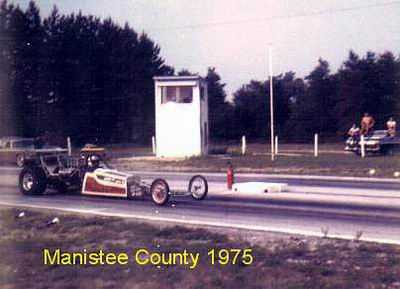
[84,175,126,196]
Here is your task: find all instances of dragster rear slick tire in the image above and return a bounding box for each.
[150,178,170,206]
[19,167,47,195]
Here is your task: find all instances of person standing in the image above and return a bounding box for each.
[387,117,396,137]
[348,124,360,137]
[348,124,360,140]
[360,113,375,136]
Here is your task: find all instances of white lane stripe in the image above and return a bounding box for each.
[0,200,399,245]
[289,185,400,197]
[128,170,400,183]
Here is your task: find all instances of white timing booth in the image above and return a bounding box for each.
[153,76,209,158]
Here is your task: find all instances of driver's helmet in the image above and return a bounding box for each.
[87,154,100,168]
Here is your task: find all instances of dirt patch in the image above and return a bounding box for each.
[0,206,399,289]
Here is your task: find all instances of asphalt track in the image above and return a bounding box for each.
[1,166,400,244]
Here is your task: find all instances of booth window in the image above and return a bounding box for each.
[162,86,193,103]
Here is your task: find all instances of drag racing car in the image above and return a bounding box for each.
[345,130,400,156]
[18,152,208,206]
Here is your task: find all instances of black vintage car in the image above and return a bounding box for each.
[345,130,400,156]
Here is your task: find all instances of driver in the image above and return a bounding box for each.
[87,154,101,172]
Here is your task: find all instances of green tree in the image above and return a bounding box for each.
[233,72,304,141]
[177,69,194,76]
[286,59,336,141]
[333,50,400,133]
[206,67,233,140]
[0,1,174,144]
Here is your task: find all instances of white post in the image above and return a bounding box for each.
[274,135,278,155]
[268,45,275,161]
[152,136,156,155]
[314,133,318,157]
[241,135,246,155]
[360,135,365,158]
[67,137,72,156]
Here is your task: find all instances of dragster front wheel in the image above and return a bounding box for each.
[150,178,170,206]
[189,175,208,200]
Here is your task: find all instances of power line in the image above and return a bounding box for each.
[150,1,400,31]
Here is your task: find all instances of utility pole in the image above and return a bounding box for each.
[268,45,275,161]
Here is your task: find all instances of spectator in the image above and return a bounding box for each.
[348,124,360,137]
[387,117,396,137]
[360,113,375,136]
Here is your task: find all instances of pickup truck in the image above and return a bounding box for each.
[0,137,67,167]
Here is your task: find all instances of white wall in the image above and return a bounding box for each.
[155,80,204,158]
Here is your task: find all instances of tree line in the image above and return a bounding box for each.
[1,1,399,145]
[215,51,400,142]
[0,1,173,144]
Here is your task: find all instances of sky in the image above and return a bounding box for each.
[13,0,400,97]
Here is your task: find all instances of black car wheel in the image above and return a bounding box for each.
[19,167,47,195]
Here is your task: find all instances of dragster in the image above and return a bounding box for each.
[19,151,208,206]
